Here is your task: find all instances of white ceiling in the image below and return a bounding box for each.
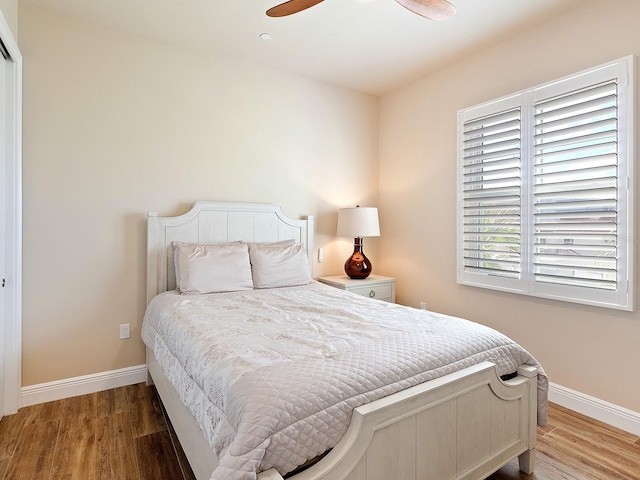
[21,0,581,95]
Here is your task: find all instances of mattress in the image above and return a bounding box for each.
[142,281,548,480]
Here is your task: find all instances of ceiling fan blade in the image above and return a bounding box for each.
[267,0,324,17]
[395,0,456,20]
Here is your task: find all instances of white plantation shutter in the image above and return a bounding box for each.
[457,56,634,310]
[533,81,618,290]
[462,108,521,279]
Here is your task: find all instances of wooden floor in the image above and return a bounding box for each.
[1,384,639,479]
[0,383,195,480]
[487,403,640,480]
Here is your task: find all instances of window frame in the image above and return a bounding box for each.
[457,56,635,311]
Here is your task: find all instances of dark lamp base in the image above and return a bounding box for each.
[344,238,372,279]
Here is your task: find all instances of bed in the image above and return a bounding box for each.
[143,201,547,480]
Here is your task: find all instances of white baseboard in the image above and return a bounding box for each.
[549,382,640,436]
[21,364,148,408]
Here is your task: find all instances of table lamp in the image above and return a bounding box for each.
[337,206,380,279]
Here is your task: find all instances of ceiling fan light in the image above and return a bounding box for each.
[395,0,456,21]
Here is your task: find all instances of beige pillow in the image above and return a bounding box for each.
[174,242,252,294]
[249,242,311,289]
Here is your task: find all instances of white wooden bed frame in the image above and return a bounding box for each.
[146,201,538,480]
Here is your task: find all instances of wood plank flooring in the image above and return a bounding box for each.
[487,403,640,480]
[0,383,195,480]
[1,384,638,479]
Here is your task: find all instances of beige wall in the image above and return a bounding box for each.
[379,0,640,411]
[19,4,379,386]
[0,0,17,40]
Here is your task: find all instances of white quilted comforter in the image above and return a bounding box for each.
[142,282,547,480]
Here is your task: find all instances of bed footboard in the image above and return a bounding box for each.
[148,347,537,480]
[259,361,538,480]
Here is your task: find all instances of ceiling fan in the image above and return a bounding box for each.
[266,0,456,21]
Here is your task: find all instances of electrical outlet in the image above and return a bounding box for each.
[119,323,130,339]
[419,302,427,310]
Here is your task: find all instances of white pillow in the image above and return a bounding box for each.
[249,242,311,289]
[173,242,253,294]
[248,239,295,249]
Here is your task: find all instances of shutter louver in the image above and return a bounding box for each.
[533,81,618,290]
[462,108,521,279]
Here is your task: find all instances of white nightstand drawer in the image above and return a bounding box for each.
[349,284,393,302]
[317,274,396,303]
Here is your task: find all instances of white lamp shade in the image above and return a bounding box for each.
[337,207,380,238]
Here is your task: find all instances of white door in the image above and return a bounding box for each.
[0,10,21,419]
[0,13,21,419]
[0,51,7,420]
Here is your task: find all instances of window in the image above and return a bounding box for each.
[457,56,634,311]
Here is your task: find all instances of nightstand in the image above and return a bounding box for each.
[317,274,396,303]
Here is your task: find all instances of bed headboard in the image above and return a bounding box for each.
[147,201,314,303]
